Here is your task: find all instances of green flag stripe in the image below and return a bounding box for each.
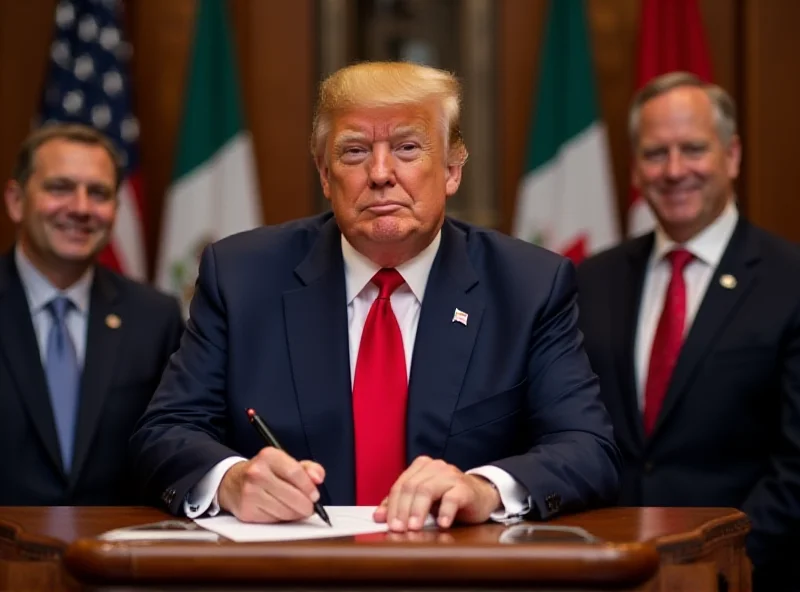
[525,0,599,173]
[173,0,245,179]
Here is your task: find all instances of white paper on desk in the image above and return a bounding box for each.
[195,506,405,542]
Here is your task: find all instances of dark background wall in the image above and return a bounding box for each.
[1,0,798,277]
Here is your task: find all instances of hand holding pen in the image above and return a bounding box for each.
[215,410,331,526]
[246,408,331,526]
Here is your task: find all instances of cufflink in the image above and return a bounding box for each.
[544,493,562,513]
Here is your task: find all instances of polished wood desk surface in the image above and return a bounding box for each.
[0,506,751,591]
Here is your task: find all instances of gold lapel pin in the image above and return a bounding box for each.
[105,314,122,329]
[719,274,737,289]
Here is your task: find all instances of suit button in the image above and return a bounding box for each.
[644,461,654,473]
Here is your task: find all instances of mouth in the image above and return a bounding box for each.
[52,223,96,241]
[660,188,700,202]
[364,202,406,215]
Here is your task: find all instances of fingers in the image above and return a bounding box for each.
[435,484,471,528]
[222,448,325,523]
[385,457,462,532]
[382,458,500,532]
[299,460,326,485]
[373,497,389,523]
[385,456,436,531]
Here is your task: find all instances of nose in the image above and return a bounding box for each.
[69,186,92,216]
[368,144,396,189]
[665,148,688,180]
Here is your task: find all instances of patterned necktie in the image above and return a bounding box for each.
[45,296,81,473]
[352,268,407,505]
[643,249,694,435]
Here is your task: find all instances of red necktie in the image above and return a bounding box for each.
[643,249,694,435]
[353,268,407,505]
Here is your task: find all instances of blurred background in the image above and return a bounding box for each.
[0,0,798,286]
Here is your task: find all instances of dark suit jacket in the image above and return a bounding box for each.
[0,251,184,505]
[576,218,800,579]
[131,213,621,517]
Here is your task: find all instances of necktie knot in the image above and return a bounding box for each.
[47,296,74,323]
[665,249,694,274]
[372,268,405,299]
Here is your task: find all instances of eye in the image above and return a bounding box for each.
[45,181,75,195]
[641,148,667,162]
[88,187,114,202]
[682,144,707,157]
[395,143,421,159]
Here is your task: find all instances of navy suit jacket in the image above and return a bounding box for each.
[131,213,621,516]
[576,218,800,580]
[0,251,183,505]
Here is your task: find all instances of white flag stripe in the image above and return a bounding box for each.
[155,133,261,297]
[513,122,619,255]
[111,180,147,281]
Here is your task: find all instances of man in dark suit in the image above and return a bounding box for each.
[130,60,621,532]
[0,123,183,505]
[576,72,800,590]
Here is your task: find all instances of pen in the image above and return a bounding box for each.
[246,408,332,527]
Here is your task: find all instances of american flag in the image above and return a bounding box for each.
[40,0,147,280]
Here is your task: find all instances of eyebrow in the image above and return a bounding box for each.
[43,176,114,191]
[333,125,429,146]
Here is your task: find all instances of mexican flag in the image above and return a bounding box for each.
[512,0,618,263]
[155,0,261,312]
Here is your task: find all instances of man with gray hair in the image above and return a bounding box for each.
[577,71,800,590]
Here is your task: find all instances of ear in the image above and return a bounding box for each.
[316,155,332,201]
[444,162,463,197]
[726,134,742,180]
[4,181,24,224]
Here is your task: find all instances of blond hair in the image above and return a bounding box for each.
[310,61,468,166]
[12,122,124,190]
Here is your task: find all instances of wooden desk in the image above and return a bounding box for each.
[0,506,750,591]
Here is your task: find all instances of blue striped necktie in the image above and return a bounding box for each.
[45,296,80,473]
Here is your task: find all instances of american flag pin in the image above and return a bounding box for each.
[452,308,468,326]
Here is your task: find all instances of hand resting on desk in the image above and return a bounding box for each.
[374,456,502,531]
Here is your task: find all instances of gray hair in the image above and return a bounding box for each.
[629,72,737,147]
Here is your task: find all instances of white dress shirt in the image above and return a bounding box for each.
[634,201,739,408]
[15,246,93,368]
[185,233,530,522]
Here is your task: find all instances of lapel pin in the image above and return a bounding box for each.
[452,308,468,326]
[719,274,737,289]
[105,314,122,329]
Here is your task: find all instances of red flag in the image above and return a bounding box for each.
[627,0,713,236]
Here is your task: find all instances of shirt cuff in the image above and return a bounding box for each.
[467,465,531,524]
[183,456,247,518]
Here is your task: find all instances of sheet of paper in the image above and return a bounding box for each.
[195,506,397,542]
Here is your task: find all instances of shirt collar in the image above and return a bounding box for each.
[652,200,739,267]
[14,245,94,315]
[341,231,442,305]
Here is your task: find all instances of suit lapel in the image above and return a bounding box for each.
[406,221,483,461]
[614,235,654,450]
[69,268,122,485]
[283,219,354,504]
[650,219,759,439]
[0,253,65,474]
